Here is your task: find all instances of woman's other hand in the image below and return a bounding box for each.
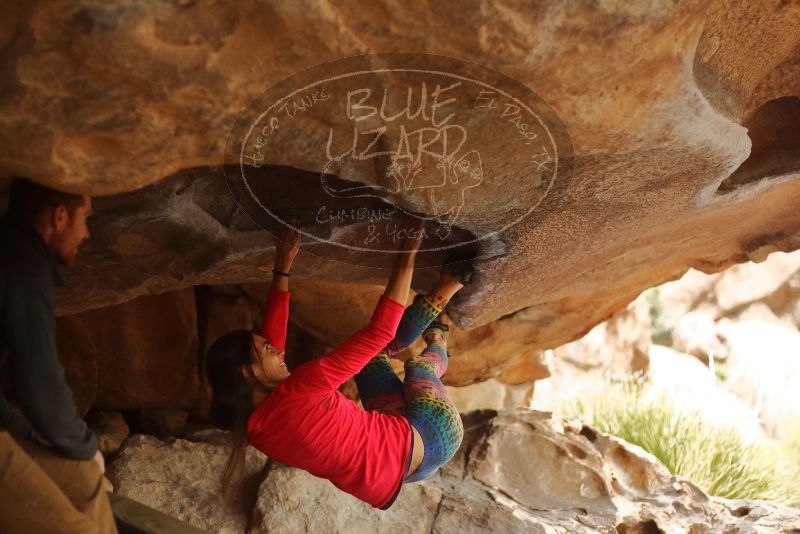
[395,214,424,263]
[275,225,301,272]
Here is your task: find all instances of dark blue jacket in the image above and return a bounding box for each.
[0,216,97,460]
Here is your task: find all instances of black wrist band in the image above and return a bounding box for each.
[272,269,291,278]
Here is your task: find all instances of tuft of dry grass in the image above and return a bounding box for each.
[566,377,800,507]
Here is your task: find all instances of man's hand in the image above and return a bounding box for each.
[275,226,301,272]
[92,449,105,475]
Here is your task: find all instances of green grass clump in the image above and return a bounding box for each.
[566,378,800,506]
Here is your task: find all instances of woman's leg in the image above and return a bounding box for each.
[384,294,442,356]
[355,273,464,414]
[354,349,406,415]
[385,273,464,357]
[402,331,464,483]
[354,294,442,415]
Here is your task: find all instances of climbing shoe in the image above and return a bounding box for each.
[442,260,474,285]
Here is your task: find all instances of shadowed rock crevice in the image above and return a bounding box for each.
[225,163,485,270]
[47,163,487,315]
[716,96,800,195]
[615,519,664,534]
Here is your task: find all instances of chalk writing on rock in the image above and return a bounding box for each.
[225,53,572,266]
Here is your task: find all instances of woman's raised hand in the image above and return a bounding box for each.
[383,215,424,304]
[397,214,425,256]
[275,226,301,272]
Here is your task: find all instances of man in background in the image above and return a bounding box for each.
[0,177,116,533]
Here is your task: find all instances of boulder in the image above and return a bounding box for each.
[712,251,800,314]
[671,311,728,364]
[251,467,443,534]
[654,250,800,323]
[107,431,268,534]
[710,499,800,534]
[0,0,796,361]
[460,411,706,526]
[729,301,797,329]
[107,410,800,533]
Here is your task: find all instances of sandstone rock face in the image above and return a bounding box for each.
[56,288,199,410]
[0,0,797,359]
[655,249,800,323]
[251,467,443,534]
[440,313,552,386]
[107,430,268,534]
[671,310,728,364]
[107,410,800,533]
[445,379,534,413]
[56,313,99,415]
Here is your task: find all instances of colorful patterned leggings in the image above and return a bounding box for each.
[354,294,464,484]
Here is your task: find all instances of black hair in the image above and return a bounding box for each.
[6,177,85,223]
[206,329,259,496]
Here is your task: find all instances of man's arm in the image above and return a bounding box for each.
[2,268,97,460]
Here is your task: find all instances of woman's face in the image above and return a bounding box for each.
[245,334,289,387]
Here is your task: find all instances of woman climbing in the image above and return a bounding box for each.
[205,223,471,509]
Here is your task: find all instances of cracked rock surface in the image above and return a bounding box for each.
[0,1,797,353]
[107,410,800,533]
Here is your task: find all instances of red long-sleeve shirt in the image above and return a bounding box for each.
[259,288,291,351]
[248,289,413,509]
